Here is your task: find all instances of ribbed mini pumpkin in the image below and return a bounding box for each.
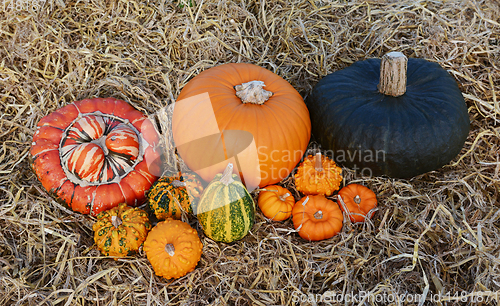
[144,219,203,279]
[148,172,204,220]
[196,163,255,243]
[292,195,343,241]
[93,203,152,258]
[295,152,343,196]
[338,184,377,223]
[258,185,295,221]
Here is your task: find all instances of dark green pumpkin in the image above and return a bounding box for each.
[306,54,470,178]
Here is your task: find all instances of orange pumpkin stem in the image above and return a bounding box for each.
[314,152,323,172]
[111,215,122,228]
[165,243,175,256]
[279,192,291,202]
[314,210,323,219]
[235,80,273,104]
[220,163,235,186]
[354,195,361,204]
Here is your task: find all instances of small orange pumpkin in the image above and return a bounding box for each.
[338,184,377,223]
[258,185,295,221]
[144,219,203,279]
[292,195,343,241]
[294,152,342,196]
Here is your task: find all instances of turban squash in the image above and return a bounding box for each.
[172,63,311,190]
[306,52,470,178]
[30,98,161,215]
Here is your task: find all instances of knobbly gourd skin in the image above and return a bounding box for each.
[143,219,203,280]
[93,203,152,258]
[307,58,470,178]
[196,165,255,243]
[148,172,204,220]
[294,153,343,196]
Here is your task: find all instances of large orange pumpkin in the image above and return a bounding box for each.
[30,98,161,216]
[172,63,311,190]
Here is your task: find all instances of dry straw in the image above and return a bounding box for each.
[0,0,499,305]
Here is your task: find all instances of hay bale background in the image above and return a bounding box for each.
[1,0,499,305]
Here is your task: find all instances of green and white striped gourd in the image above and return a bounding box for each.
[196,163,255,243]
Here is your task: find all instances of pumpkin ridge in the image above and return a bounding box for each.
[228,185,247,241]
[222,183,232,243]
[88,187,98,217]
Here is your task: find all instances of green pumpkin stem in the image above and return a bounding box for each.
[165,243,175,256]
[235,80,273,104]
[314,152,323,172]
[220,163,235,186]
[378,52,407,97]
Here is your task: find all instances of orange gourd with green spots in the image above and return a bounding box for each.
[93,203,151,258]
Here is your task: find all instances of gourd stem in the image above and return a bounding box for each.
[165,243,175,256]
[258,188,278,192]
[90,136,109,155]
[111,215,122,228]
[354,195,361,204]
[314,152,323,172]
[378,52,407,97]
[314,210,323,219]
[279,193,290,201]
[219,163,235,186]
[172,180,187,188]
[235,80,273,104]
